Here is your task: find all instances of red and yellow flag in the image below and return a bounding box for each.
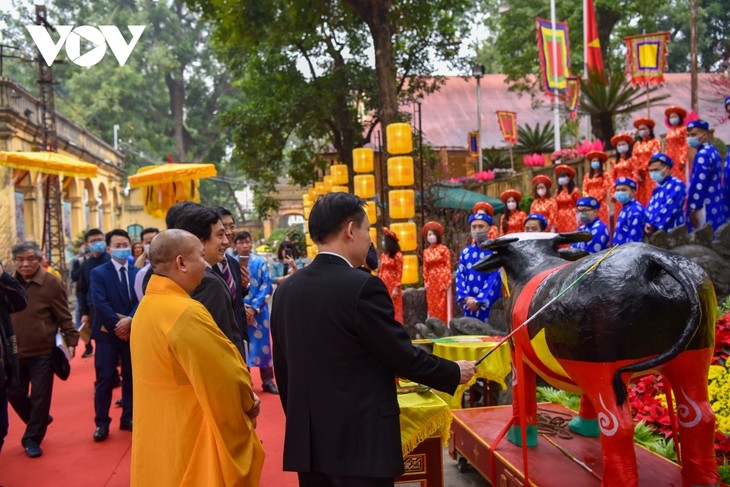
[624,32,670,86]
[584,0,605,80]
[536,18,571,94]
[496,111,518,144]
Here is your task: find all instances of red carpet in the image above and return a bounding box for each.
[0,353,296,487]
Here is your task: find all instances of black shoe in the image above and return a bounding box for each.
[115,399,122,408]
[81,344,94,358]
[23,441,42,458]
[262,382,279,394]
[93,426,109,442]
[119,421,132,432]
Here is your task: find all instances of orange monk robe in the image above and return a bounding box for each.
[130,275,264,487]
[582,172,614,225]
[665,126,689,182]
[632,138,661,206]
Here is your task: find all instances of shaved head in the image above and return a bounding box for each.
[149,229,207,293]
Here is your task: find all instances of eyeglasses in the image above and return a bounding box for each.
[13,257,38,264]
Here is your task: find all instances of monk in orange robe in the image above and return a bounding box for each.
[131,230,264,487]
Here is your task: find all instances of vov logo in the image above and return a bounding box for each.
[26,25,146,67]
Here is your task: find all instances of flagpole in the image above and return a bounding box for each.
[550,0,561,151]
[583,0,588,78]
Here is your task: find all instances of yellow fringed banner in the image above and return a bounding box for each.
[398,389,452,456]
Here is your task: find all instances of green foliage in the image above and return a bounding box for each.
[266,228,289,250]
[536,386,581,411]
[516,122,555,154]
[482,148,511,169]
[580,70,670,142]
[632,421,677,462]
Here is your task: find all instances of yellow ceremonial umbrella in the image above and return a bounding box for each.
[0,151,99,178]
[127,163,217,218]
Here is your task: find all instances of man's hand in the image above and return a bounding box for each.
[81,315,90,328]
[67,346,76,359]
[644,223,654,236]
[239,263,250,290]
[457,360,478,385]
[244,305,256,325]
[247,393,261,429]
[114,316,132,340]
[465,297,480,312]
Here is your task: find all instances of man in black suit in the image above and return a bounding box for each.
[212,207,250,347]
[169,203,247,359]
[271,193,477,487]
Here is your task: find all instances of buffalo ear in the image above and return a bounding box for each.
[558,247,589,261]
[480,237,519,252]
[554,231,592,246]
[474,254,503,274]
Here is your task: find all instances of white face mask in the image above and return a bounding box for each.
[557,176,570,186]
[426,234,437,244]
[506,201,517,211]
[638,129,648,138]
[536,187,547,197]
[617,144,629,154]
[669,116,680,126]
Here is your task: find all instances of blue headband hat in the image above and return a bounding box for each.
[686,119,709,131]
[525,213,547,229]
[649,152,674,168]
[468,213,493,225]
[576,196,600,209]
[614,177,637,190]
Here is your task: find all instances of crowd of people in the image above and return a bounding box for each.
[0,102,728,486]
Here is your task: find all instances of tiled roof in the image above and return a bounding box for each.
[396,73,730,149]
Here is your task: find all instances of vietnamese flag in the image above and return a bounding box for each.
[584,0,605,81]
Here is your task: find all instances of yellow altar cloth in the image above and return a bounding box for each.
[431,336,512,409]
[398,389,451,456]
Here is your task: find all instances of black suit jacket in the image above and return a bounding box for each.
[211,254,249,342]
[191,267,247,358]
[271,253,459,478]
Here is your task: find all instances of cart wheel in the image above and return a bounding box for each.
[456,456,469,473]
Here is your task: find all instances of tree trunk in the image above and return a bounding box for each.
[345,0,397,140]
[165,66,187,161]
[592,111,615,146]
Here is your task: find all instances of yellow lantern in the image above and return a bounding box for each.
[305,232,313,246]
[369,227,378,246]
[390,222,417,251]
[308,187,318,199]
[330,164,349,184]
[303,194,313,207]
[387,156,414,186]
[387,123,413,154]
[353,174,375,199]
[315,181,326,194]
[364,201,377,224]
[323,175,334,191]
[331,185,348,193]
[304,205,312,219]
[388,189,415,219]
[306,245,319,260]
[401,254,419,284]
[353,148,374,173]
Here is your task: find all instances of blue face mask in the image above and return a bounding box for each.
[614,191,630,204]
[590,161,601,170]
[111,248,132,262]
[687,136,701,148]
[90,241,107,254]
[649,170,664,183]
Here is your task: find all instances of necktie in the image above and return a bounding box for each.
[220,258,236,299]
[120,267,131,308]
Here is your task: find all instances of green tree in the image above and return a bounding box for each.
[0,0,241,209]
[191,0,474,216]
